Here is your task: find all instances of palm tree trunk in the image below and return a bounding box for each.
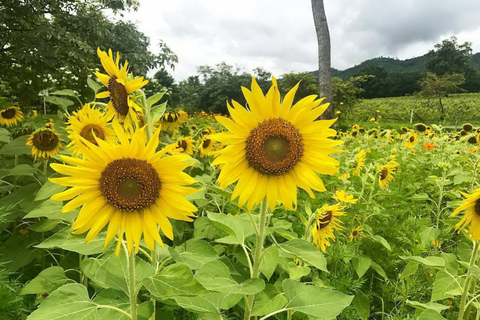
[311,0,334,119]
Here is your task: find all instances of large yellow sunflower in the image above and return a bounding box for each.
[66,104,115,157]
[451,189,480,240]
[311,204,345,252]
[26,128,62,160]
[49,122,198,255]
[95,48,148,131]
[211,77,342,211]
[0,107,24,127]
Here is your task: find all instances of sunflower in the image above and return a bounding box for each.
[333,190,358,204]
[46,119,55,129]
[352,150,367,176]
[451,189,480,240]
[0,107,24,127]
[352,124,360,131]
[199,138,214,156]
[49,122,198,255]
[66,104,115,157]
[26,128,62,160]
[349,226,364,241]
[159,111,188,132]
[210,77,342,210]
[29,110,38,119]
[95,48,148,131]
[404,132,418,149]
[311,204,345,252]
[378,162,396,188]
[166,136,196,156]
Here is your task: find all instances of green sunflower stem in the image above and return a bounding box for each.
[127,248,138,320]
[244,200,268,320]
[141,91,153,140]
[150,246,157,320]
[458,241,479,320]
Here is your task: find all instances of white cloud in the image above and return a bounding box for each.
[122,0,480,80]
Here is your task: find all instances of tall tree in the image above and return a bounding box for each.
[311,0,333,119]
[425,37,473,75]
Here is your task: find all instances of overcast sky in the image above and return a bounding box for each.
[121,0,480,81]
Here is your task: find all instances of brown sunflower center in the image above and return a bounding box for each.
[474,199,480,217]
[1,108,16,119]
[100,158,161,212]
[202,139,211,149]
[317,210,333,229]
[352,230,358,236]
[108,76,129,116]
[409,136,415,143]
[33,130,59,151]
[245,118,304,175]
[178,140,188,150]
[80,124,106,145]
[380,168,389,180]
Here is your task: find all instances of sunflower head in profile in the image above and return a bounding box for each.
[451,189,480,240]
[311,204,345,252]
[95,48,148,131]
[26,128,62,160]
[378,162,397,188]
[0,107,24,127]
[352,149,367,176]
[49,122,198,256]
[210,77,343,211]
[400,127,409,133]
[159,110,188,132]
[463,123,474,132]
[66,104,115,157]
[414,123,427,132]
[165,136,196,156]
[349,226,364,241]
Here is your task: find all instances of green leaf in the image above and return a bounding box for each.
[259,247,279,280]
[417,310,447,320]
[0,127,11,143]
[172,293,242,315]
[352,256,371,278]
[251,284,288,317]
[279,239,327,272]
[50,89,79,98]
[87,77,102,94]
[93,289,153,320]
[35,181,67,201]
[195,261,264,295]
[286,262,310,280]
[44,96,74,109]
[36,228,109,255]
[406,300,449,312]
[194,216,220,239]
[207,212,255,245]
[454,173,472,185]
[142,263,207,300]
[24,200,76,223]
[399,255,445,268]
[372,235,391,251]
[21,266,72,295]
[352,292,370,320]
[370,261,388,280]
[0,135,30,156]
[432,271,462,301]
[147,92,166,107]
[83,250,154,296]
[4,164,36,177]
[169,239,219,270]
[150,102,167,123]
[420,226,441,247]
[399,261,419,279]
[282,279,353,318]
[410,193,430,201]
[26,283,96,320]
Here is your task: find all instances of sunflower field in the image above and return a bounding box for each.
[1,49,480,320]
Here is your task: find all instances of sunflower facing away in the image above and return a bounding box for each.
[26,128,62,160]
[95,48,148,131]
[352,149,367,176]
[0,107,24,127]
[211,77,343,211]
[451,189,480,240]
[66,104,115,157]
[311,204,345,252]
[50,122,198,255]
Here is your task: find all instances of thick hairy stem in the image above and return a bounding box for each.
[458,241,479,320]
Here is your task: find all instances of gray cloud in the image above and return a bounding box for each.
[123,0,480,80]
